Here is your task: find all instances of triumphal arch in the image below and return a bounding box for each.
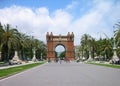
[46,32,75,60]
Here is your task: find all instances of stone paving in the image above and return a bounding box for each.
[0,61,120,86]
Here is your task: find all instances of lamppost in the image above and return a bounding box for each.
[41,53,42,60]
[112,35,119,61]
[32,47,37,62]
[87,47,93,61]
[12,26,20,61]
[111,25,119,62]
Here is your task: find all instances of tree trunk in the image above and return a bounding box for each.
[21,47,24,60]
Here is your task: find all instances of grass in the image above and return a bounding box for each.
[86,62,120,69]
[0,61,45,79]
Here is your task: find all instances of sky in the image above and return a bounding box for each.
[0,0,120,47]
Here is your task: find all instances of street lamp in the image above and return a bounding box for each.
[32,47,37,62]
[41,53,42,60]
[12,26,20,61]
[112,34,119,61]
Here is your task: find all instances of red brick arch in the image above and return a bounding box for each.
[46,32,75,60]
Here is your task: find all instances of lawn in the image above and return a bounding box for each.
[0,61,45,79]
[86,61,120,69]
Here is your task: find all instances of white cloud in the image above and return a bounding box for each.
[0,1,120,45]
[65,1,78,10]
[70,0,120,44]
[49,9,72,34]
[36,7,49,15]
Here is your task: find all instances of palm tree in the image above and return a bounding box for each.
[96,38,113,61]
[114,22,120,41]
[96,38,104,59]
[0,23,3,60]
[34,39,41,60]
[1,24,19,61]
[21,35,46,60]
[0,23,46,62]
[17,32,29,60]
[34,39,46,60]
[114,22,120,57]
[103,39,113,61]
[25,36,35,59]
[80,34,92,60]
[89,38,96,59]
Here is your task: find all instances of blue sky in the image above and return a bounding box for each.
[0,0,72,11]
[0,0,120,48]
[0,0,93,17]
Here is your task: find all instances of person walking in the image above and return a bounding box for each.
[59,57,62,64]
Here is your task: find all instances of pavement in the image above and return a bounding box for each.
[0,61,120,86]
[0,61,39,69]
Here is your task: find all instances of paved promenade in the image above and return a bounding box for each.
[0,61,120,86]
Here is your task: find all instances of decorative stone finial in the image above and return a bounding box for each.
[67,32,70,36]
[50,32,53,36]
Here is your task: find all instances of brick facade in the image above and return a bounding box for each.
[46,32,75,60]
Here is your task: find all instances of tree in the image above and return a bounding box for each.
[59,51,65,59]
[0,22,47,62]
[89,38,96,59]
[26,36,35,59]
[114,22,120,57]
[17,32,29,60]
[114,22,120,42]
[34,39,46,60]
[95,38,113,61]
[103,39,113,60]
[25,36,46,60]
[96,38,104,57]
[0,23,3,60]
[1,24,19,61]
[80,34,92,59]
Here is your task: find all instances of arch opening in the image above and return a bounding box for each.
[55,45,66,59]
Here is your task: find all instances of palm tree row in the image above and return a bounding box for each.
[79,22,120,61]
[0,23,46,62]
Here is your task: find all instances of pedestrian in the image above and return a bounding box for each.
[59,58,62,64]
[48,58,51,63]
[68,58,70,63]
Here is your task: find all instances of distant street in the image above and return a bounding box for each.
[0,61,120,86]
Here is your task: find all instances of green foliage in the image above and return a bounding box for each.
[80,34,92,59]
[114,22,120,57]
[59,51,65,58]
[117,48,120,57]
[80,33,114,61]
[79,22,120,61]
[96,38,113,60]
[0,23,47,61]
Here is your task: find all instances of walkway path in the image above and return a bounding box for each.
[0,61,120,86]
[0,61,40,69]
